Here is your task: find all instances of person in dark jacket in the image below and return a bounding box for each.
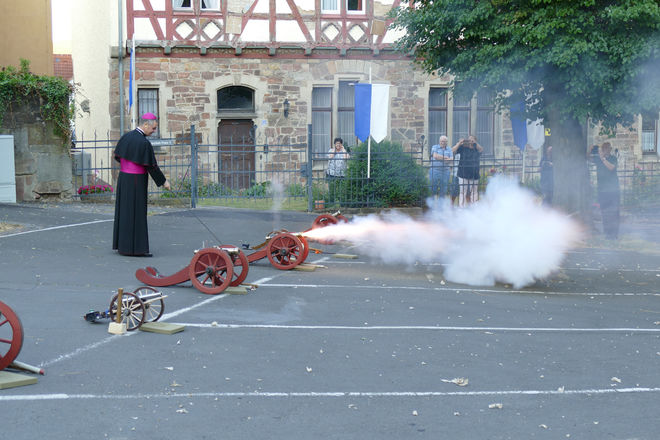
[452,135,483,207]
[539,145,554,206]
[588,142,620,240]
[112,113,171,257]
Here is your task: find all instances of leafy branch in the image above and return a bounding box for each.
[0,59,74,144]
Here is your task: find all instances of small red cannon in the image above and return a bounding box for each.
[136,245,247,295]
[136,232,308,294]
[134,213,348,295]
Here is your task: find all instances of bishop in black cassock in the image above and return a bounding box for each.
[112,113,170,257]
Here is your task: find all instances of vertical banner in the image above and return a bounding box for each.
[354,83,389,142]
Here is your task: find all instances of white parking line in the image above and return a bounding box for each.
[40,293,231,368]
[2,387,659,402]
[0,220,113,238]
[256,282,660,297]
[171,323,660,333]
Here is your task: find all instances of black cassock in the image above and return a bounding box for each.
[112,129,166,256]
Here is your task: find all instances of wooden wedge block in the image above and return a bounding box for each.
[108,322,127,335]
[0,371,38,389]
[224,286,248,295]
[139,322,185,335]
[294,264,316,272]
[333,253,358,259]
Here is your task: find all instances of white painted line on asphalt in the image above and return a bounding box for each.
[320,259,659,272]
[2,387,659,402]
[256,282,660,297]
[40,293,230,368]
[41,273,289,368]
[0,219,113,238]
[171,323,660,333]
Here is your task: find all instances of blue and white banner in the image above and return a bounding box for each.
[510,102,545,151]
[354,83,389,143]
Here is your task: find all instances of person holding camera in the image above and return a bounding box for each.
[326,137,350,202]
[452,135,484,207]
[588,142,620,239]
[326,137,350,179]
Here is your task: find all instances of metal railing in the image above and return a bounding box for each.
[72,128,660,212]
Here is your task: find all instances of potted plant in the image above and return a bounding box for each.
[78,184,114,202]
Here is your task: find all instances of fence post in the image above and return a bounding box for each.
[190,124,197,209]
[307,124,313,212]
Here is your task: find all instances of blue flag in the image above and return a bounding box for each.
[354,84,389,142]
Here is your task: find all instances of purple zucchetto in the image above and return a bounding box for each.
[141,112,157,120]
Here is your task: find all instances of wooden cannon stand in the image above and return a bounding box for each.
[134,213,348,295]
[135,232,309,295]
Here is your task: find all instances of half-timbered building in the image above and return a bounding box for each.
[70,0,658,191]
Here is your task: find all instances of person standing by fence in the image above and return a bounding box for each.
[589,142,620,240]
[326,137,350,202]
[429,135,453,198]
[539,145,554,205]
[452,135,483,207]
[113,113,171,257]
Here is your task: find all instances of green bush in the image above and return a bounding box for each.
[337,140,429,207]
[242,181,270,197]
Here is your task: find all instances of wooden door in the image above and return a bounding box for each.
[217,120,255,190]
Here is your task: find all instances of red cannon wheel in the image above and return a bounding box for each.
[312,214,338,229]
[133,286,164,323]
[109,292,146,331]
[298,235,310,264]
[189,248,234,294]
[220,245,249,287]
[266,232,305,270]
[0,301,24,371]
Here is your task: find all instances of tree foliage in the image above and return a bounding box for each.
[391,0,660,218]
[392,0,660,129]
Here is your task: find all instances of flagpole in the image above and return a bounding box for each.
[367,67,372,179]
[130,37,136,128]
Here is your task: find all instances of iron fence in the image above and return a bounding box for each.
[72,127,659,212]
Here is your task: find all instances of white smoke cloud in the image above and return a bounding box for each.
[304,176,581,288]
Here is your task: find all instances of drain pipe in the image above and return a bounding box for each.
[118,0,124,133]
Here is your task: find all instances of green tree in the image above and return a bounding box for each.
[392,0,660,218]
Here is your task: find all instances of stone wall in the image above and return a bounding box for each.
[108,50,658,178]
[0,98,73,201]
[109,51,464,169]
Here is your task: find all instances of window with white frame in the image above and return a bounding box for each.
[428,88,447,148]
[312,87,332,155]
[311,82,358,156]
[172,0,218,9]
[321,0,365,14]
[476,91,494,156]
[337,81,356,148]
[201,0,219,9]
[452,94,471,146]
[172,0,192,9]
[429,89,494,155]
[641,112,658,154]
[138,88,160,138]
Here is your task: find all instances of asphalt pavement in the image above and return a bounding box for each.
[0,201,659,440]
